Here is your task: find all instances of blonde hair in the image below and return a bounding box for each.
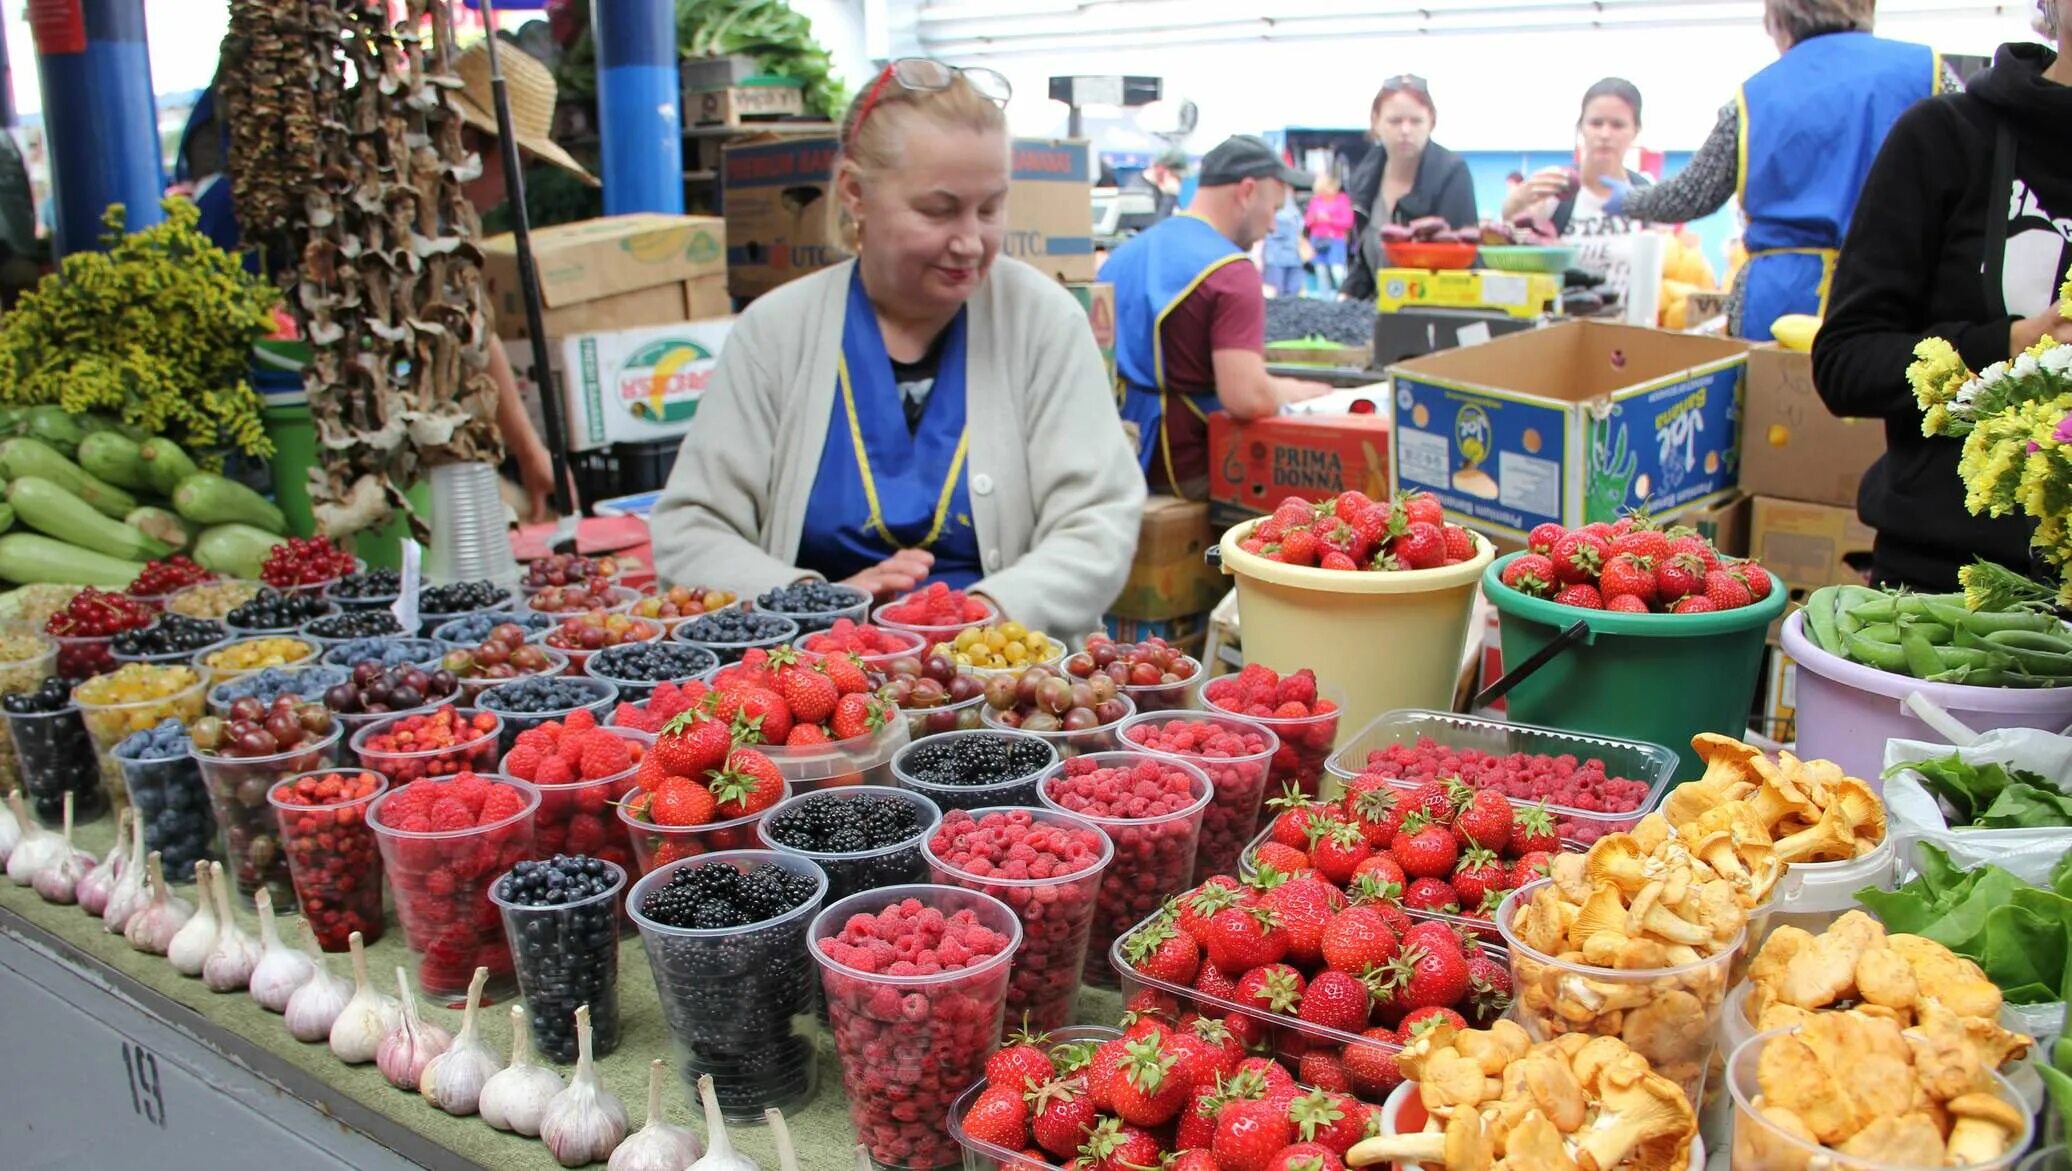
[829,70,1009,253]
[1764,0,1874,43]
[2038,0,2062,37]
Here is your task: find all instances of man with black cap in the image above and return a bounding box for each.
[1109,135,1331,497]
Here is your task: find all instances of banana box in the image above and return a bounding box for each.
[1373,268,1561,320]
[481,214,726,315]
[1388,321,1748,540]
[506,318,735,452]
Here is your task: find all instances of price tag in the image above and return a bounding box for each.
[391,539,422,636]
[120,1039,167,1128]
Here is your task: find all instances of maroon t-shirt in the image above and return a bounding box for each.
[1152,259,1265,494]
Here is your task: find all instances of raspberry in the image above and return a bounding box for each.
[479,785,526,823]
[565,707,597,733]
[609,702,655,732]
[577,732,630,780]
[429,797,473,831]
[503,744,544,780]
[535,756,577,785]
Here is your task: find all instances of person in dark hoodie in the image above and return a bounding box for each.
[1340,75,1478,301]
[1812,0,2072,591]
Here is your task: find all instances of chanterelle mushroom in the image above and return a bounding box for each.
[1500,1109,1577,1171]
[1573,1068,1696,1171]
[1834,1113,1946,1167]
[1346,1108,1492,1170]
[1943,1092,2025,1165]
[1757,1033,1859,1144]
[1584,836,1651,897]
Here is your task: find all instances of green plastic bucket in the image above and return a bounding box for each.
[1482,552,1786,777]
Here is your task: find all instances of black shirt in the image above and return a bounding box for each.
[891,328,949,433]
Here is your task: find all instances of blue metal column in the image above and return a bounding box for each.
[591,0,684,214]
[29,0,164,255]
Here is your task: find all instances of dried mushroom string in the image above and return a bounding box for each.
[221,0,502,540]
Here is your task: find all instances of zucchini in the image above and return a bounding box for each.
[173,473,286,535]
[0,437,139,519]
[192,523,283,579]
[7,478,171,561]
[77,431,151,492]
[0,408,25,436]
[124,506,192,552]
[23,406,88,457]
[0,503,14,533]
[138,437,201,497]
[0,533,140,588]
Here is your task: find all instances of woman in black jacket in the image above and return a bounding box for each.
[1341,74,1479,301]
[1812,2,2072,590]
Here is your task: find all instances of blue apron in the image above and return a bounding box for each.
[797,271,983,589]
[1737,32,1938,341]
[1108,214,1249,494]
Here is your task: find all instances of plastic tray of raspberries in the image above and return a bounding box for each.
[1321,708,1676,845]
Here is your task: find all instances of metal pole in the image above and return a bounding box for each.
[590,0,684,214]
[477,0,574,516]
[28,0,164,255]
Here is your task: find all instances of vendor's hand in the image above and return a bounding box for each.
[843,549,935,600]
[1502,167,1571,219]
[2012,304,2072,357]
[516,439,558,524]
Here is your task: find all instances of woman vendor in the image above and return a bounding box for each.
[1502,78,1654,237]
[648,60,1144,637]
[1341,74,1479,301]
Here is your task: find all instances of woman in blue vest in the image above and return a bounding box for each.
[1607,0,1957,341]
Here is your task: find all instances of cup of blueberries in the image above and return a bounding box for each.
[490,855,627,1063]
[414,580,518,638]
[432,610,553,648]
[115,719,217,882]
[476,675,618,754]
[319,638,446,672]
[750,582,872,634]
[671,610,798,665]
[581,640,717,704]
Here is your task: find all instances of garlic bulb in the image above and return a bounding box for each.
[202,864,260,992]
[377,967,452,1090]
[76,808,131,917]
[767,1109,798,1171]
[31,792,91,904]
[102,810,150,932]
[480,1005,565,1136]
[328,930,400,1063]
[420,966,501,1116]
[608,1060,701,1171]
[246,888,314,1011]
[5,796,62,886]
[285,920,352,1042]
[687,1074,758,1171]
[541,1005,629,1168]
[166,859,220,977]
[124,852,194,955]
[0,787,20,865]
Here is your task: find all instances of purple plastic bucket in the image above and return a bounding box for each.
[1779,610,2072,784]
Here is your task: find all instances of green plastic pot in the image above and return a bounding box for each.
[1482,553,1785,777]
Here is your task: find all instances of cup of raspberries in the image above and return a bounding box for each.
[873,582,997,641]
[367,770,540,998]
[268,768,388,950]
[1120,711,1281,884]
[1201,666,1343,798]
[499,713,648,876]
[350,706,504,787]
[1226,490,1486,572]
[604,678,709,734]
[800,619,926,671]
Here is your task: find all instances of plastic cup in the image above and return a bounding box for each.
[268,768,387,950]
[224,600,340,638]
[476,677,617,755]
[74,672,208,806]
[1118,654,1206,714]
[51,632,117,682]
[350,707,504,787]
[454,646,572,705]
[752,583,872,634]
[1497,880,1739,1105]
[320,637,447,672]
[545,617,665,676]
[522,728,651,877]
[526,585,641,621]
[6,706,108,825]
[1760,834,1902,941]
[114,635,232,669]
[812,883,1021,1170]
[1202,679,1345,797]
[757,786,941,904]
[368,772,540,1000]
[1729,1026,2032,1171]
[207,665,351,716]
[979,692,1137,760]
[630,850,827,1121]
[893,690,988,741]
[0,634,55,799]
[2020,1149,2069,1171]
[925,806,1109,1034]
[583,641,717,703]
[166,579,261,621]
[431,610,552,648]
[938,636,1068,681]
[116,737,216,881]
[617,782,790,876]
[672,613,800,665]
[194,637,319,686]
[871,595,998,643]
[801,625,928,674]
[195,724,344,909]
[759,717,911,795]
[893,727,1058,812]
[1037,751,1211,987]
[111,615,229,666]
[492,859,626,1063]
[415,587,522,638]
[297,611,407,648]
[323,570,402,613]
[1119,711,1279,883]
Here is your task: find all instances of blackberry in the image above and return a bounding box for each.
[302,610,403,641]
[762,791,932,902]
[113,614,227,659]
[895,731,1055,812]
[3,677,104,824]
[433,609,552,647]
[419,580,510,614]
[493,854,623,1061]
[320,637,444,670]
[115,720,215,877]
[226,589,333,632]
[674,610,796,663]
[327,569,403,608]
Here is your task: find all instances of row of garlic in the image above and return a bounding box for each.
[0,790,776,1171]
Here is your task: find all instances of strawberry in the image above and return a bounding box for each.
[1276,529,1320,567]
[1511,850,1555,888]
[655,710,732,778]
[646,779,715,827]
[1109,1034,1189,1126]
[727,687,794,745]
[1250,841,1312,877]
[1387,939,1471,1011]
[1548,530,1609,584]
[987,1030,1058,1094]
[1403,779,1456,822]
[1605,594,1651,613]
[958,1085,1029,1150]
[1173,1079,1230,1151]
[1450,847,1509,910]
[1668,532,1721,572]
[1350,852,1407,892]
[1079,1117,1163,1171]
[784,723,830,746]
[1386,521,1445,571]
[1510,804,1559,855]
[1440,525,1475,563]
[1307,819,1371,884]
[1265,1142,1346,1171]
[1466,954,1515,1023]
[1400,919,1469,958]
[1272,497,1317,527]
[1608,525,1670,562]
[1345,505,1392,559]
[1401,491,1445,529]
[821,653,874,695]
[1176,878,1243,941]
[1175,1017,1243,1086]
[1735,559,1774,601]
[1170,1151,1221,1171]
[1288,1088,1368,1155]
[1452,789,1512,851]
[1214,1099,1297,1171]
[1703,569,1753,610]
[1343,783,1403,848]
[1027,1079,1098,1158]
[1341,1032,1404,1099]
[1497,552,1558,597]
[1598,553,1657,605]
[1402,876,1459,913]
[1263,878,1339,966]
[1672,595,1719,614]
[1526,522,1567,556]
[1399,1006,1468,1042]
[1202,906,1287,973]
[1552,582,1605,609]
[1388,813,1458,879]
[1296,970,1371,1032]
[708,747,784,818]
[1122,914,1200,986]
[1235,963,1306,1015]
[1654,551,1706,604]
[1193,960,1240,1002]
[1267,791,1331,850]
[774,663,838,725]
[1083,1037,1129,1111]
[1298,1049,1352,1092]
[1320,550,1359,571]
[1319,905,1398,975]
[829,692,887,739]
[1333,489,1374,518]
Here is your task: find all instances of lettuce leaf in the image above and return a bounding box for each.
[1854,844,2072,1003]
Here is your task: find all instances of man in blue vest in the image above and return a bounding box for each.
[1109,135,1331,497]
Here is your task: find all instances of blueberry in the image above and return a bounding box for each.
[478,675,610,714]
[494,854,623,1061]
[675,611,797,662]
[754,582,866,624]
[116,721,213,875]
[321,638,444,670]
[209,666,352,710]
[588,642,715,684]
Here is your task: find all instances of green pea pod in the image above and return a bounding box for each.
[1847,598,1899,624]
[1803,587,1843,655]
[1861,621,1952,645]
[1922,598,2060,635]
[1983,628,2072,654]
[1835,585,1886,611]
[1927,666,2012,686]
[1902,630,1943,679]
[1844,632,1911,674]
[1931,646,2012,671]
[1986,642,2072,676]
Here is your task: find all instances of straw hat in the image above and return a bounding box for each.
[451,39,598,186]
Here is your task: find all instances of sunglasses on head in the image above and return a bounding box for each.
[848,58,1013,149]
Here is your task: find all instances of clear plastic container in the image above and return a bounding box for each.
[115,737,216,881]
[195,725,344,909]
[812,883,1020,1169]
[1728,1026,2032,1171]
[207,665,351,716]
[979,692,1137,760]
[1038,751,1211,987]
[524,584,641,621]
[760,717,911,795]
[0,634,55,799]
[1118,653,1206,714]
[582,640,717,703]
[752,583,872,633]
[545,617,666,676]
[296,610,407,648]
[7,705,108,825]
[925,805,1109,1034]
[224,600,340,638]
[1118,710,1279,884]
[630,850,827,1121]
[1324,708,1679,843]
[166,579,262,621]
[756,787,941,905]
[871,596,998,643]
[322,571,401,613]
[894,690,988,741]
[112,619,229,667]
[801,624,926,671]
[194,636,319,686]
[523,728,651,878]
[368,772,539,999]
[672,613,799,665]
[948,1025,1118,1171]
[491,858,626,1063]
[431,609,552,648]
[349,707,504,788]
[415,588,521,638]
[940,636,1068,681]
[1761,833,1902,941]
[475,676,617,754]
[1497,880,1738,1106]
[455,646,572,704]
[617,782,792,876]
[51,632,117,682]
[1201,678,1345,798]
[2021,1148,2069,1171]
[74,671,210,795]
[268,768,386,950]
[319,637,447,672]
[893,727,1058,812]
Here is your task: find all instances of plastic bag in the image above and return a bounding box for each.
[1883,722,2072,886]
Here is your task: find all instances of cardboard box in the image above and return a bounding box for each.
[497,274,730,341]
[1678,491,1752,559]
[506,318,735,451]
[1065,281,1115,384]
[1004,139,1096,283]
[1757,645,1798,743]
[1109,495,1225,622]
[1373,307,1537,368]
[1738,344,1885,509]
[481,214,726,312]
[1389,321,1749,540]
[1208,410,1392,515]
[1748,495,1874,606]
[690,85,805,126]
[1374,268,1561,320]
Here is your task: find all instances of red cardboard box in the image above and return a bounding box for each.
[1207,411,1392,516]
